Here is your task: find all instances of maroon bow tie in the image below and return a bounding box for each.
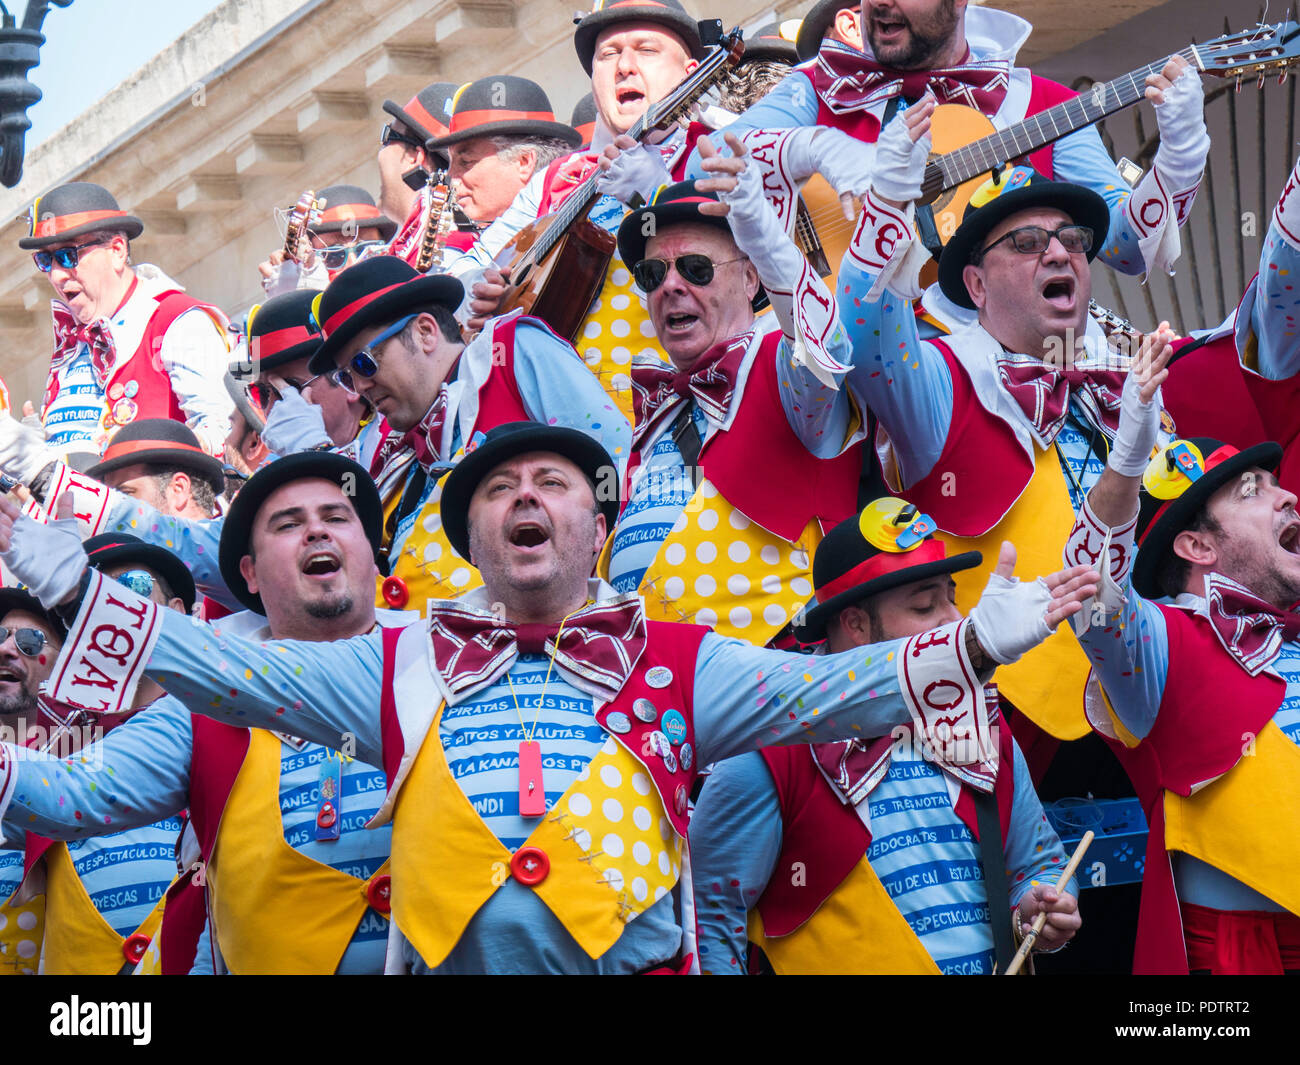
[811,42,1012,116]
[814,736,894,806]
[427,595,648,702]
[51,303,116,386]
[401,387,450,475]
[630,332,751,448]
[996,355,1125,444]
[1204,573,1300,676]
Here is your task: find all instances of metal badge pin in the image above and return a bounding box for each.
[645,666,673,688]
[605,711,633,734]
[632,698,659,723]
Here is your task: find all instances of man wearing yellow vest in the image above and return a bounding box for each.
[691,498,1078,975]
[1063,318,1300,971]
[606,137,859,647]
[0,421,1099,972]
[0,453,407,973]
[838,102,1177,763]
[0,535,192,975]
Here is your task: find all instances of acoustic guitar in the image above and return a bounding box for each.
[493,25,746,341]
[797,20,1300,289]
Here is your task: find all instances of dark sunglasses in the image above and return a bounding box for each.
[0,626,47,657]
[330,314,417,395]
[380,124,424,152]
[632,254,746,293]
[32,237,114,273]
[975,224,1093,262]
[249,373,324,409]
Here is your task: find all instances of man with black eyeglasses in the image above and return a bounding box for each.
[603,134,865,649]
[301,256,629,614]
[11,182,232,461]
[838,101,1178,777]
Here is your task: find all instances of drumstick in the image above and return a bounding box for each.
[1003,829,1093,976]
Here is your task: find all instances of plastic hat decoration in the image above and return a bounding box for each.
[936,165,1110,310]
[794,497,982,642]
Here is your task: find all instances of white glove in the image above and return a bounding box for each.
[4,508,87,609]
[595,141,671,207]
[968,569,1054,665]
[869,109,931,205]
[714,145,850,387]
[1064,496,1137,636]
[808,127,878,201]
[1108,369,1162,476]
[260,383,331,456]
[1152,66,1209,187]
[261,257,329,297]
[0,410,60,485]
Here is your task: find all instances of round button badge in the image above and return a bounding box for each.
[661,710,687,745]
[632,698,658,723]
[605,711,632,735]
[645,666,673,689]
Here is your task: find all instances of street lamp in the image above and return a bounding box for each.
[0,0,74,188]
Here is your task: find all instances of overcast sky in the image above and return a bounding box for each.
[24,0,226,147]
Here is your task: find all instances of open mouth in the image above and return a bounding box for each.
[302,552,341,576]
[0,667,22,684]
[1280,522,1300,555]
[872,14,907,36]
[509,522,550,550]
[615,86,645,108]
[664,312,698,331]
[1041,276,1076,310]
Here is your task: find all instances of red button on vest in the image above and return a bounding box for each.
[122,933,151,965]
[382,576,409,609]
[366,873,392,915]
[510,846,550,886]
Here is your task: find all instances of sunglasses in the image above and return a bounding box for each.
[316,240,388,272]
[330,314,417,395]
[632,254,746,293]
[106,569,163,599]
[32,237,114,273]
[249,373,325,410]
[0,626,48,657]
[381,124,424,152]
[975,224,1093,262]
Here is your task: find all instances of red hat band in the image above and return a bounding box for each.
[815,540,948,602]
[32,208,129,239]
[322,282,410,337]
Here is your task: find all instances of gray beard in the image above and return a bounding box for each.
[0,689,38,719]
[305,593,354,621]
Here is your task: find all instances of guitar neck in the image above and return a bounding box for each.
[525,32,742,266]
[922,44,1197,199]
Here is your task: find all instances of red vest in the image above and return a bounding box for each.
[472,314,532,429]
[799,66,1073,178]
[44,291,225,430]
[903,338,1035,536]
[1163,329,1300,494]
[627,331,863,541]
[756,723,1015,938]
[1098,605,1286,974]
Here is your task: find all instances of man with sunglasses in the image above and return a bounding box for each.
[14,182,233,460]
[837,102,1177,766]
[602,134,864,649]
[303,256,629,615]
[0,535,194,974]
[0,455,407,974]
[690,1,1208,332]
[258,185,398,297]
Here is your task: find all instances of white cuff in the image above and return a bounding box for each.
[1064,495,1137,635]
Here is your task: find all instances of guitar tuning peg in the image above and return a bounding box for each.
[1259,71,1268,89]
[1236,73,1244,92]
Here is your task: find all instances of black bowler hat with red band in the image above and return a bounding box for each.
[570,93,598,148]
[1133,437,1284,598]
[84,533,197,615]
[573,0,705,74]
[425,76,581,151]
[309,185,397,242]
[793,498,982,642]
[616,180,768,310]
[19,182,144,249]
[383,81,459,164]
[86,418,226,498]
[244,289,323,374]
[306,256,463,376]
